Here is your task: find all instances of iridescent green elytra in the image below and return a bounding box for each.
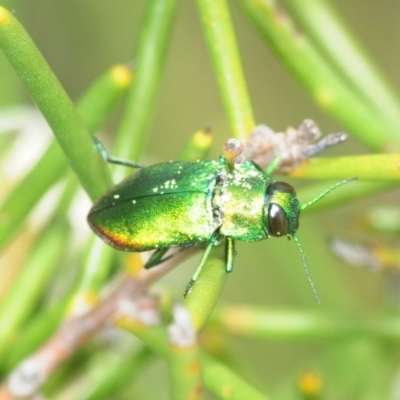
[88,155,353,300]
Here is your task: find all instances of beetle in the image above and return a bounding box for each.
[88,145,354,301]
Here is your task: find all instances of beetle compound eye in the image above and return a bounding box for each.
[268,203,289,237]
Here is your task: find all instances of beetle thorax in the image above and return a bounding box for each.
[218,162,270,242]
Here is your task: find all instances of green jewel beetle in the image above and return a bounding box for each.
[88,144,354,300]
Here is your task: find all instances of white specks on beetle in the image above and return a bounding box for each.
[113,194,120,199]
[162,179,178,190]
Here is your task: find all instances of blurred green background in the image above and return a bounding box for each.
[0,1,399,398]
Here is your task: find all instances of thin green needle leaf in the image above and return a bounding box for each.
[284,0,400,136]
[82,347,153,400]
[197,0,255,140]
[236,0,400,152]
[120,321,269,399]
[202,353,269,399]
[113,0,179,183]
[0,64,132,250]
[73,236,115,300]
[0,224,67,359]
[179,128,213,162]
[214,305,400,341]
[290,154,400,181]
[0,7,111,200]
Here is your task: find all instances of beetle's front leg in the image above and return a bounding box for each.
[93,136,144,169]
[183,235,234,298]
[183,233,221,298]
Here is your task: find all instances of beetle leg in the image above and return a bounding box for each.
[184,235,219,298]
[144,248,173,269]
[146,247,199,269]
[225,237,235,273]
[94,137,144,169]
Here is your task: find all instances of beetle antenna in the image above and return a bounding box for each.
[265,156,281,175]
[300,177,356,211]
[293,234,320,304]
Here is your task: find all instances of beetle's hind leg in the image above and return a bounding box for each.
[93,137,144,169]
[144,248,173,269]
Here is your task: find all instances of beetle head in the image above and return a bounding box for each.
[262,181,300,238]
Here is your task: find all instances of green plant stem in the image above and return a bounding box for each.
[212,306,400,341]
[298,180,396,214]
[202,353,267,400]
[77,64,133,132]
[0,64,132,250]
[81,346,153,400]
[0,64,131,368]
[197,0,255,140]
[0,176,77,360]
[118,321,269,399]
[0,7,111,200]
[185,244,228,330]
[0,141,65,249]
[179,128,213,162]
[112,0,178,182]
[0,223,67,360]
[284,0,400,136]
[4,293,71,370]
[289,154,400,181]
[73,237,115,303]
[169,342,202,400]
[0,59,20,108]
[236,0,400,152]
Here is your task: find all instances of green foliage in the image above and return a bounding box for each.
[0,1,399,399]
